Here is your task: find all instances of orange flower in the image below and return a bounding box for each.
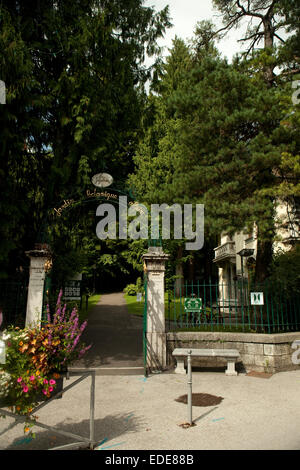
[24,427,30,433]
[19,341,23,346]
[53,373,60,379]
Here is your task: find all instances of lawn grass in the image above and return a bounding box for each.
[124,293,144,316]
[124,293,182,319]
[79,293,101,322]
[124,293,264,333]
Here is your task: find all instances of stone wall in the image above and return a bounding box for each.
[166,331,300,374]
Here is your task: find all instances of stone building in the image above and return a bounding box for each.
[213,197,300,307]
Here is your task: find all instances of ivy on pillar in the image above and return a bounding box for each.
[25,244,51,328]
[142,246,169,372]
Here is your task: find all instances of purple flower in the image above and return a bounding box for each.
[69,308,78,323]
[46,304,51,323]
[56,289,63,306]
[70,318,79,339]
[78,344,92,359]
[60,304,67,322]
[54,306,61,325]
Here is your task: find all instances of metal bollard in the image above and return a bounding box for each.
[90,371,95,449]
[187,350,192,425]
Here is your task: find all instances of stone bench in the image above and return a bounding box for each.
[172,348,240,376]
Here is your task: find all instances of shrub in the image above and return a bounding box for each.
[123,277,144,296]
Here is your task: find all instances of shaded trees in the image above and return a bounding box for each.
[0,0,171,278]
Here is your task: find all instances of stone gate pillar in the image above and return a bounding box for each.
[25,244,51,328]
[142,246,169,371]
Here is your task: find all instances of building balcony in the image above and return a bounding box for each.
[213,241,236,264]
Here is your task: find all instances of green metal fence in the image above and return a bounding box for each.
[167,280,300,334]
[143,275,148,377]
[0,281,28,329]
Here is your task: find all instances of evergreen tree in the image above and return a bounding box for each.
[0,0,171,278]
[129,14,300,283]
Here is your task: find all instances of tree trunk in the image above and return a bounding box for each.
[263,16,275,85]
[188,254,195,282]
[254,239,273,285]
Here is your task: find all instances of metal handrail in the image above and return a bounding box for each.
[0,369,96,450]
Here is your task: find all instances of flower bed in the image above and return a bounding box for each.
[0,290,91,437]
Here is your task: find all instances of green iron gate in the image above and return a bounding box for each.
[143,275,148,377]
[0,280,28,329]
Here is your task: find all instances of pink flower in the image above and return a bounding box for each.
[42,389,47,395]
[49,379,56,385]
[23,386,29,393]
[29,375,35,381]
[17,377,22,383]
[49,387,53,392]
[43,379,48,384]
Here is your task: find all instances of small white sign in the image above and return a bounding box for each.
[251,292,264,306]
[0,80,6,105]
[0,339,6,364]
[136,293,142,302]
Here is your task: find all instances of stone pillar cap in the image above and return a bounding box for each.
[25,249,50,258]
[142,246,170,260]
[26,243,51,258]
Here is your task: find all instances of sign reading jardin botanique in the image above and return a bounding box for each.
[52,174,205,251]
[184,297,202,312]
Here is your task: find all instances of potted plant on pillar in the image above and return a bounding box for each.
[0,290,91,437]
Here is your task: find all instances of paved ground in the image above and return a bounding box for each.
[0,293,300,451]
[71,292,144,372]
[1,369,300,450]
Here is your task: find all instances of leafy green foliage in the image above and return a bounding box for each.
[267,244,300,297]
[0,0,171,279]
[123,276,144,295]
[129,4,300,282]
